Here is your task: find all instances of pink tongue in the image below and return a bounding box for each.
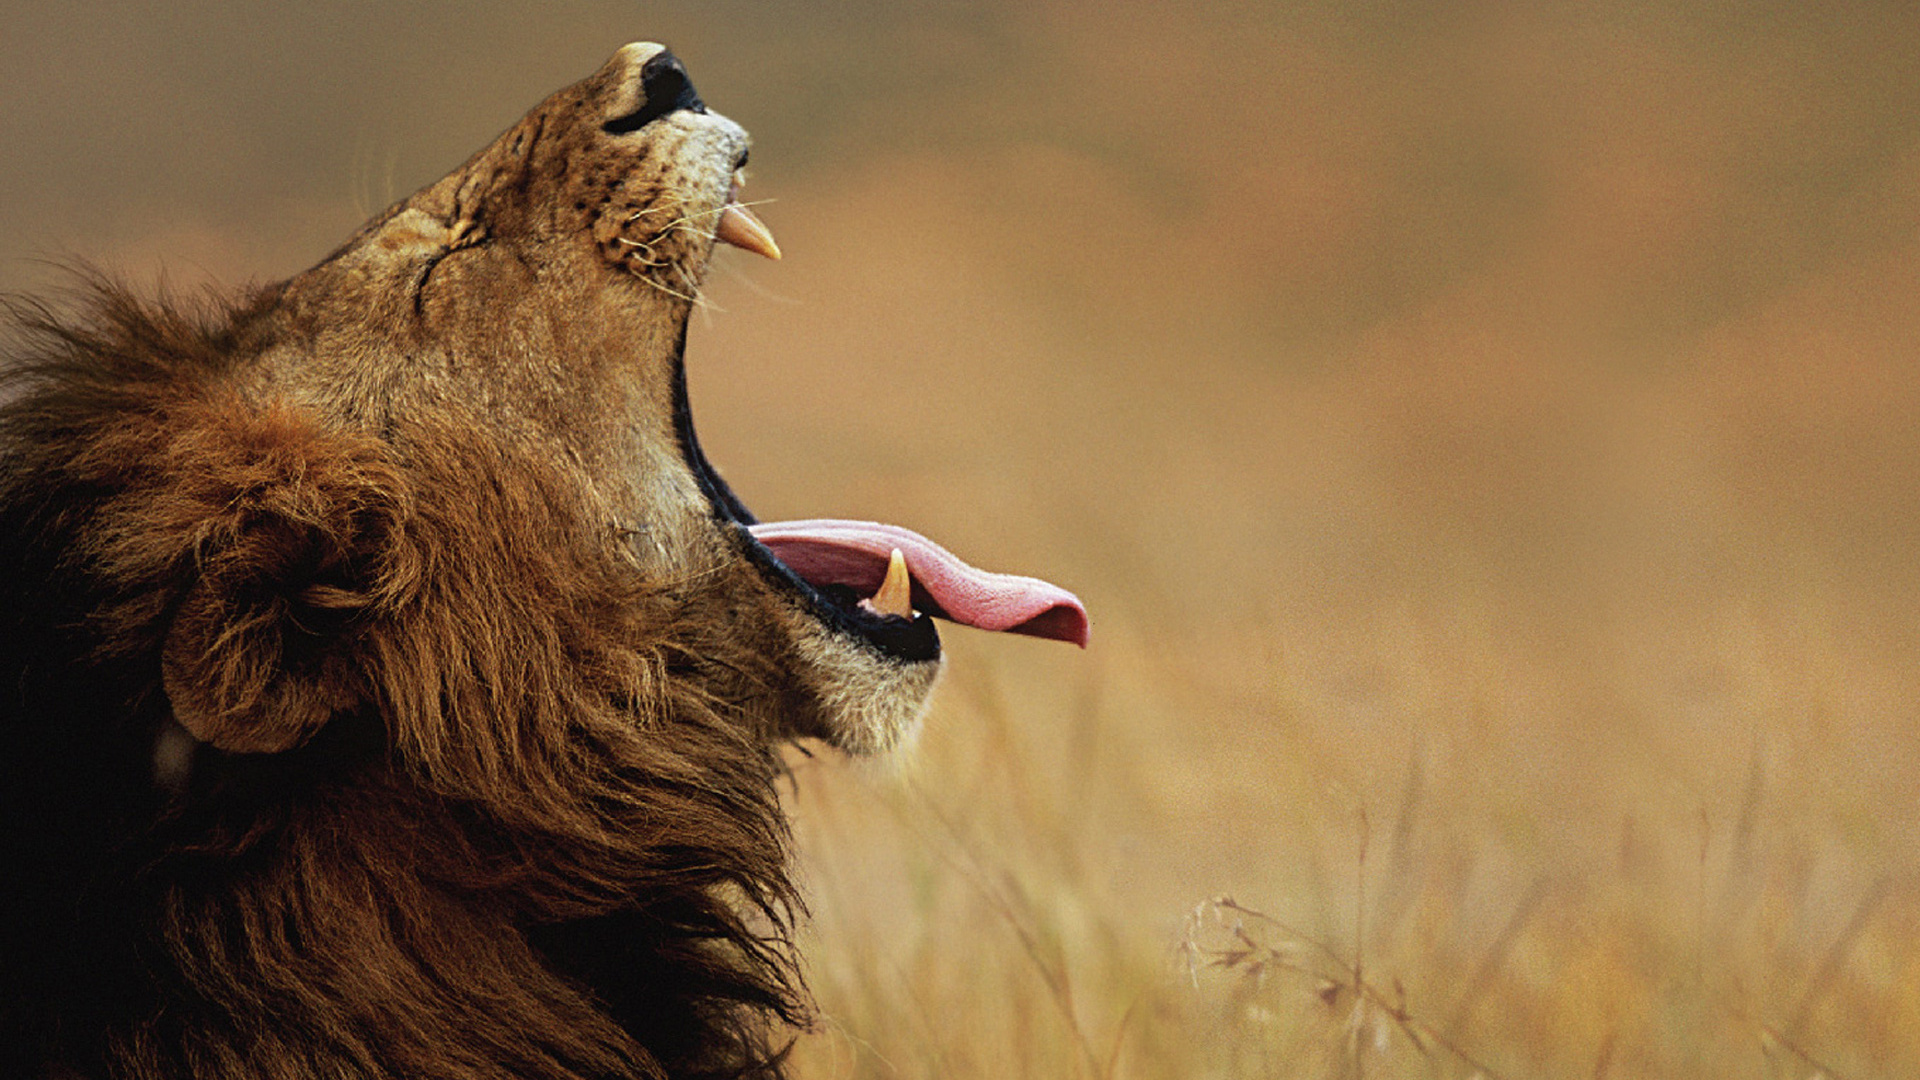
[748,519,1089,647]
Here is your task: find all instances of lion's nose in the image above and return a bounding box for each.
[641,51,704,115]
[604,48,706,134]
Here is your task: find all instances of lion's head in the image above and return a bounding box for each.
[0,44,1084,1080]
[250,41,1083,756]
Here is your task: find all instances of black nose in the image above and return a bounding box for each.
[604,50,706,134]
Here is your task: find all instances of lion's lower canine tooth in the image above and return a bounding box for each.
[714,203,781,260]
[866,548,913,619]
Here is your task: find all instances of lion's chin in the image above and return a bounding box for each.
[783,621,943,755]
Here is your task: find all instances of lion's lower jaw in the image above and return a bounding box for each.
[788,631,943,755]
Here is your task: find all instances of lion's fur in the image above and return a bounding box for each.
[0,45,932,1080]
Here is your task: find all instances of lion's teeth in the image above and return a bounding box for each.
[714,203,781,260]
[863,548,914,619]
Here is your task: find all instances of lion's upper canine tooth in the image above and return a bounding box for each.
[714,202,781,260]
[863,548,914,619]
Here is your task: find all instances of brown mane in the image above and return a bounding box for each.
[0,275,804,1079]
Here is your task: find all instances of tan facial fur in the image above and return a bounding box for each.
[219,41,941,756]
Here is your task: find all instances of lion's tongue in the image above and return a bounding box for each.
[748,519,1089,647]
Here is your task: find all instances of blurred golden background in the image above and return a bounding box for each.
[5,2,1919,1076]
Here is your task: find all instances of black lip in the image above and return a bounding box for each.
[667,324,941,663]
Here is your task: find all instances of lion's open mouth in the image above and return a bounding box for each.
[678,415,1089,664]
[745,519,1089,654]
[685,222,1087,664]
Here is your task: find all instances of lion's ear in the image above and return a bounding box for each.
[143,402,406,755]
[161,577,362,755]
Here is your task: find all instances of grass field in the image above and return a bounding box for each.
[5,4,1918,1077]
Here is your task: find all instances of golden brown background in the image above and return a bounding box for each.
[5,2,1919,1076]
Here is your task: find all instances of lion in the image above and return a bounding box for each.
[0,43,1086,1080]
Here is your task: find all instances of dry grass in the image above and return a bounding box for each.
[769,592,1919,1080]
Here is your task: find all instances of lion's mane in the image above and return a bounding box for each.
[0,277,805,1080]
